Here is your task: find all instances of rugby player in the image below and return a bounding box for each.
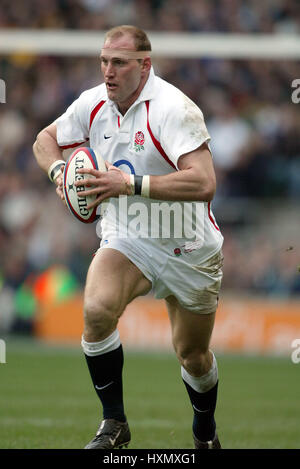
[33,25,224,450]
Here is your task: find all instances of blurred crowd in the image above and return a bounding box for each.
[0,1,300,333]
[0,0,299,33]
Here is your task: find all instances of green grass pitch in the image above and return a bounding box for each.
[0,337,299,449]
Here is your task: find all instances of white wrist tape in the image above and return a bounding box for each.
[130,175,150,197]
[129,174,135,195]
[47,159,65,183]
[141,175,150,198]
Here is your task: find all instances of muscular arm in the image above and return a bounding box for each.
[77,142,216,208]
[33,122,66,201]
[33,122,64,173]
[149,143,216,202]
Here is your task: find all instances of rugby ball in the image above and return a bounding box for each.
[63,147,106,223]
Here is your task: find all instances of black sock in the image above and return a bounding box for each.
[84,344,126,422]
[183,379,218,442]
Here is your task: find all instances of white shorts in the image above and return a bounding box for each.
[99,237,223,314]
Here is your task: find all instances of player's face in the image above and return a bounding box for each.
[101,35,149,114]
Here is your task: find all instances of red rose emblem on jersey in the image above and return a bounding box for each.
[134,131,145,152]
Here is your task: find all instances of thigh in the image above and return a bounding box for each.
[165,295,216,356]
[84,247,152,317]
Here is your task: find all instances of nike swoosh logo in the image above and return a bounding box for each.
[193,405,209,413]
[109,429,121,446]
[104,134,112,139]
[95,381,114,391]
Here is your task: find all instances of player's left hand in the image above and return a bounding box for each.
[75,161,132,209]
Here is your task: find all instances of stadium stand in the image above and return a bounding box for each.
[0,0,300,334]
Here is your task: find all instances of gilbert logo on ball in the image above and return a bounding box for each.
[63,147,106,223]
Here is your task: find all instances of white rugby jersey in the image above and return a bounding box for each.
[56,67,223,261]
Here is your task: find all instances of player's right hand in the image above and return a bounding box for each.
[54,166,66,205]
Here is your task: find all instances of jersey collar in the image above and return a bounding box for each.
[134,66,156,103]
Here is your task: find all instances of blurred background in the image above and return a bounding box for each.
[1,0,300,451]
[0,0,300,351]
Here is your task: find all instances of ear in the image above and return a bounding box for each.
[141,57,152,73]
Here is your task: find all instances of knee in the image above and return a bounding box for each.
[83,295,121,341]
[176,346,211,377]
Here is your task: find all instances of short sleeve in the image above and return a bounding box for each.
[55,91,90,148]
[160,92,210,169]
